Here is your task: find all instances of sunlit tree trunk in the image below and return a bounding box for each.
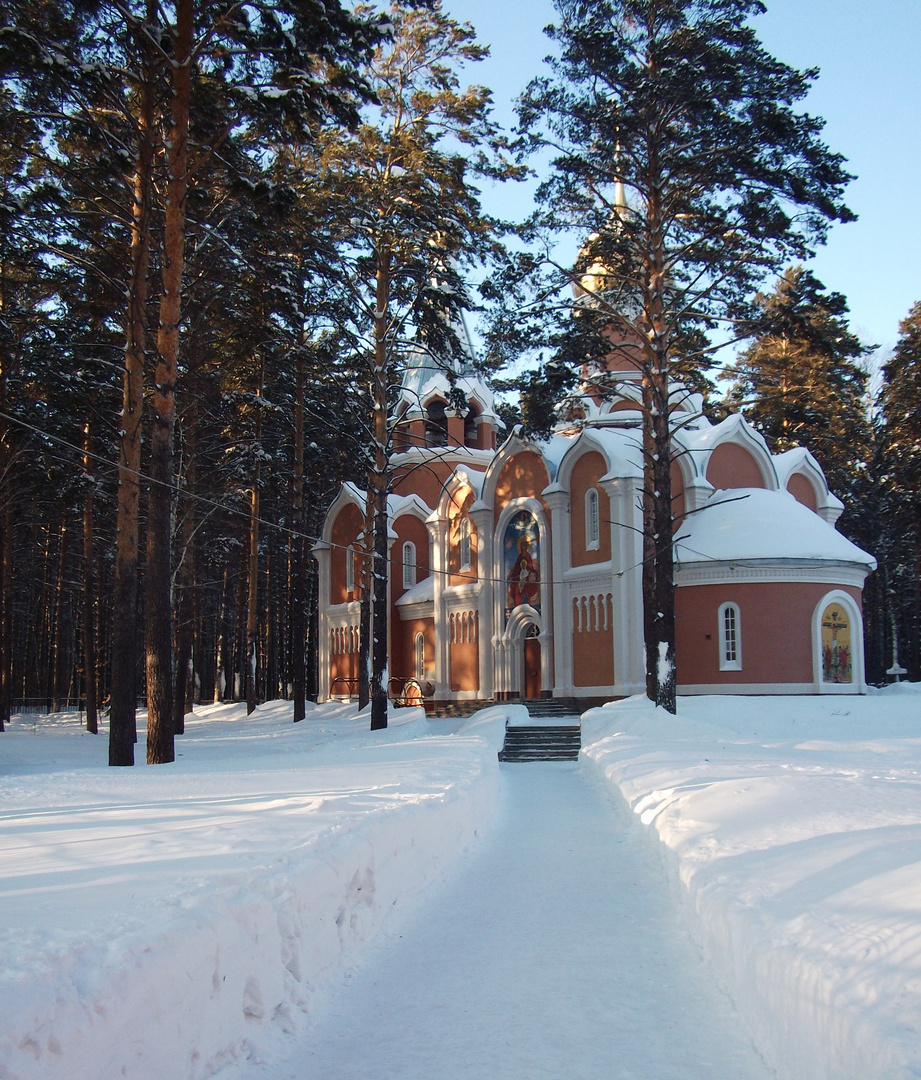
[82,418,98,733]
[290,349,306,721]
[109,9,156,767]
[369,247,391,730]
[146,0,192,764]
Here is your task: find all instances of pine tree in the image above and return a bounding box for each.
[314,0,521,730]
[517,0,854,712]
[880,302,921,680]
[729,266,873,515]
[2,0,385,761]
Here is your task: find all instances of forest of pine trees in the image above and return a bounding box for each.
[0,0,918,754]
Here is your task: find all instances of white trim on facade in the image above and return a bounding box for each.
[678,682,815,695]
[676,562,871,588]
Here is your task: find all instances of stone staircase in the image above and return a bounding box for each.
[498,701,582,762]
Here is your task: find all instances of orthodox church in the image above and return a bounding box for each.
[314,309,875,708]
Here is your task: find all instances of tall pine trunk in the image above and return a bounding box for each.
[0,497,10,732]
[172,401,197,736]
[82,419,98,733]
[245,480,260,715]
[245,362,264,716]
[290,350,306,722]
[214,561,231,703]
[109,15,155,766]
[51,518,70,712]
[357,512,371,711]
[369,248,391,731]
[146,0,192,764]
[642,152,677,715]
[0,400,10,732]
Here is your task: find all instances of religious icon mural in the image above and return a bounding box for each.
[821,603,852,683]
[504,511,541,623]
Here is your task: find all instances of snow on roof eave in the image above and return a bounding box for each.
[674,488,876,568]
[399,371,495,413]
[451,466,485,499]
[388,491,433,520]
[582,425,645,479]
[675,553,877,573]
[677,411,760,452]
[395,574,435,606]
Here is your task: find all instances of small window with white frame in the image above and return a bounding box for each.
[585,487,600,550]
[718,602,742,670]
[459,517,472,571]
[345,545,355,594]
[402,541,416,589]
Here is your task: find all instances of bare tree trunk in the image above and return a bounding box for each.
[51,518,70,712]
[234,552,247,699]
[290,349,306,721]
[110,14,155,767]
[82,420,98,733]
[0,498,10,731]
[357,512,371,711]
[245,480,260,715]
[369,248,391,730]
[146,0,192,764]
[173,404,197,736]
[642,156,677,715]
[245,370,264,716]
[0,321,10,730]
[214,561,231,703]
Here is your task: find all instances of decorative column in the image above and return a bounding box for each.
[427,513,450,703]
[312,540,331,701]
[603,475,645,692]
[544,487,571,698]
[470,504,495,699]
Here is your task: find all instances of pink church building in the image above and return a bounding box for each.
[314,314,875,708]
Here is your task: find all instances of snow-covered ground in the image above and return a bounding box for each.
[582,686,921,1080]
[1,686,919,1079]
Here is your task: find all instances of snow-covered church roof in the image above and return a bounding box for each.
[675,488,876,568]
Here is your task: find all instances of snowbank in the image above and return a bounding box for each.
[581,686,921,1080]
[0,701,510,1080]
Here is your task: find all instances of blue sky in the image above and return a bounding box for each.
[450,0,921,359]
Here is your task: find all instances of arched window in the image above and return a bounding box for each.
[718,602,742,671]
[402,541,416,589]
[345,545,355,594]
[459,517,472,571]
[424,399,447,446]
[585,487,600,550]
[414,632,425,681]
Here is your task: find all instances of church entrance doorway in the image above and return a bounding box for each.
[523,625,541,699]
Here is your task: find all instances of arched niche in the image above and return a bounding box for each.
[811,590,865,693]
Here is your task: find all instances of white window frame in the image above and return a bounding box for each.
[585,487,600,551]
[718,602,742,671]
[345,545,355,594]
[402,541,416,589]
[459,517,472,571]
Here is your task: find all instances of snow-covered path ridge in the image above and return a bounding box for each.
[582,688,921,1080]
[223,763,772,1080]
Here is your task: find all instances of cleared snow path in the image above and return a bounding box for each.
[225,764,773,1080]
